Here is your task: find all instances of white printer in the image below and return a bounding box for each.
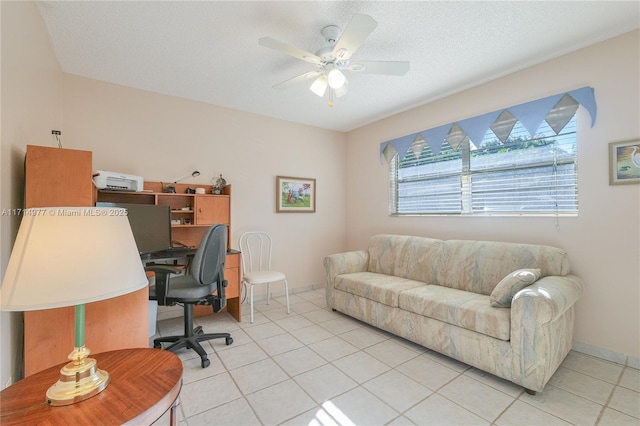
[93,170,144,191]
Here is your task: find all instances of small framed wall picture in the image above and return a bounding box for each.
[609,139,640,185]
[276,176,316,213]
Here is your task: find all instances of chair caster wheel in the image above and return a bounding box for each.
[226,337,233,345]
[201,358,210,368]
[153,342,162,349]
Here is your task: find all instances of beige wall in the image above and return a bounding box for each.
[62,74,347,293]
[0,1,64,387]
[346,30,640,364]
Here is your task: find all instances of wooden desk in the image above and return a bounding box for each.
[0,349,183,426]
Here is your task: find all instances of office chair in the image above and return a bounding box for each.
[148,224,233,368]
[238,231,290,323]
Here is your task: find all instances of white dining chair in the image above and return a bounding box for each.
[238,231,290,323]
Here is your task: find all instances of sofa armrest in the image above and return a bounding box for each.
[513,275,584,323]
[323,250,369,307]
[511,274,584,392]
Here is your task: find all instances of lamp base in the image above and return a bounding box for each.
[46,346,110,406]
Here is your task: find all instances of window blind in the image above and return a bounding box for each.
[384,88,593,216]
[390,116,577,215]
[469,119,577,214]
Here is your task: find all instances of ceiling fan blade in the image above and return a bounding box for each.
[273,71,321,90]
[332,14,377,60]
[348,61,410,76]
[309,75,328,97]
[259,37,321,64]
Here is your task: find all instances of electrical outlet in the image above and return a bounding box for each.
[51,130,61,135]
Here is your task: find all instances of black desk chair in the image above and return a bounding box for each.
[147,224,233,368]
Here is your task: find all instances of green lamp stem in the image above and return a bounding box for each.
[75,304,85,347]
[47,302,110,405]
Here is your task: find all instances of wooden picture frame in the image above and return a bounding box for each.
[276,176,316,213]
[609,139,640,185]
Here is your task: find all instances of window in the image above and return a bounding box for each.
[390,116,578,216]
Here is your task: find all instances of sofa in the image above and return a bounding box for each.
[323,234,584,393]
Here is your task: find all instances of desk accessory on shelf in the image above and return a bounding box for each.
[0,207,147,406]
[212,174,227,194]
[92,170,144,192]
[163,170,200,193]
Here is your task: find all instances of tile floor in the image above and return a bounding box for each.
[155,289,640,425]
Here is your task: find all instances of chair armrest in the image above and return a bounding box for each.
[145,265,184,305]
[211,279,228,313]
[323,250,369,307]
[510,274,584,392]
[145,265,184,275]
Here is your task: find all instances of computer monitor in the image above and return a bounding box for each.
[96,202,172,254]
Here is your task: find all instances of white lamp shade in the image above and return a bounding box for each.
[1,207,148,311]
[334,81,349,98]
[309,74,328,97]
[327,68,346,89]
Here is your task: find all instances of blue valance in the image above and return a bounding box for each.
[380,86,597,162]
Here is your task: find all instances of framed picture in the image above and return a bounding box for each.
[609,139,640,185]
[276,176,316,213]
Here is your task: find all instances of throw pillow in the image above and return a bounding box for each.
[490,269,541,308]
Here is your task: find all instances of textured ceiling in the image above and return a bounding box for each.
[38,1,639,132]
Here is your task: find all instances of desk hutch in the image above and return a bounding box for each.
[96,182,242,321]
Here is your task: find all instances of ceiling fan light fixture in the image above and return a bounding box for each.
[327,68,346,89]
[334,81,348,98]
[309,74,328,97]
[259,14,409,106]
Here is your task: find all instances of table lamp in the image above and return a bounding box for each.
[163,170,200,193]
[0,207,148,406]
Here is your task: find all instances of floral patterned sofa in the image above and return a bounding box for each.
[324,234,584,394]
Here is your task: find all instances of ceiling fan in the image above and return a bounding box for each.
[259,14,410,107]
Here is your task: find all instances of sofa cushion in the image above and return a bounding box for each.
[398,285,511,341]
[334,272,426,308]
[435,240,570,295]
[490,269,541,308]
[367,235,443,284]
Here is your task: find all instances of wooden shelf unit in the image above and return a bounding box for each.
[97,181,241,321]
[98,182,231,250]
[23,145,149,377]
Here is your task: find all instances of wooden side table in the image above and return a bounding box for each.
[0,348,183,425]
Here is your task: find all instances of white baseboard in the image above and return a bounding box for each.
[252,283,325,300]
[573,341,640,369]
